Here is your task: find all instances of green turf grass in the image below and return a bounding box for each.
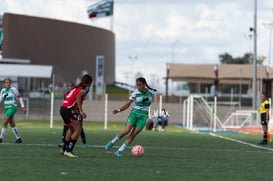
[0,120,272,181]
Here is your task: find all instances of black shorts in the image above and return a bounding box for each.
[60,107,82,124]
[72,109,83,122]
[261,113,268,126]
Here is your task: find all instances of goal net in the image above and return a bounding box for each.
[182,95,260,132]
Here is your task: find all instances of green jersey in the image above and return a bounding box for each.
[129,89,154,112]
[0,87,24,108]
[126,88,155,130]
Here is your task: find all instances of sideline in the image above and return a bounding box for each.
[210,133,273,152]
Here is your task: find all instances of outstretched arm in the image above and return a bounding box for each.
[113,100,132,114]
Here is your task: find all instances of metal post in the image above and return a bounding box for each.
[165,64,170,102]
[50,74,55,128]
[252,0,258,110]
[239,68,242,109]
[104,93,108,130]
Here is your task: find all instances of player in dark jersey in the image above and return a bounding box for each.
[60,74,93,158]
[58,82,88,148]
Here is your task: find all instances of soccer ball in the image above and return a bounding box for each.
[131,145,144,157]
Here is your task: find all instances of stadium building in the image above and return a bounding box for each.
[0,13,115,92]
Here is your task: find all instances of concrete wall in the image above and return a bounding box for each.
[2,99,253,127]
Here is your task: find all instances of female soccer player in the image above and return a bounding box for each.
[105,77,157,157]
[0,77,26,143]
[60,74,93,157]
[58,81,88,148]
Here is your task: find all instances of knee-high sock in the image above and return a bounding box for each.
[0,127,7,139]
[12,127,20,139]
[263,131,267,141]
[110,135,120,144]
[61,125,69,143]
[67,139,77,152]
[118,141,128,152]
[80,128,86,144]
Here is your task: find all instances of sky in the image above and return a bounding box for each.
[1,0,273,93]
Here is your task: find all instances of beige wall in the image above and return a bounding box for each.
[6,99,252,128]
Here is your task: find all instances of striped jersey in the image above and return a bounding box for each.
[0,87,25,108]
[129,89,154,112]
[61,85,89,109]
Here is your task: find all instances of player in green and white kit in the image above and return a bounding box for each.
[0,78,26,143]
[105,77,157,157]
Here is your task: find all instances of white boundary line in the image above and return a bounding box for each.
[0,142,270,154]
[210,133,273,152]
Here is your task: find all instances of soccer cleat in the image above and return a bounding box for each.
[64,151,78,158]
[58,142,64,147]
[114,150,122,157]
[15,138,22,143]
[105,141,113,151]
[82,143,88,148]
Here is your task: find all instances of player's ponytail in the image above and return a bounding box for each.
[76,74,93,87]
[136,77,157,92]
[81,74,93,86]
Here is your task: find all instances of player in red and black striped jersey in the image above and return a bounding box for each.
[58,82,88,148]
[60,74,93,158]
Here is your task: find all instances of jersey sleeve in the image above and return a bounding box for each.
[0,89,3,103]
[265,102,270,109]
[129,89,138,101]
[11,87,25,108]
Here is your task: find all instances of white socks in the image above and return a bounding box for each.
[0,127,7,139]
[111,135,120,144]
[12,127,20,139]
[118,142,128,152]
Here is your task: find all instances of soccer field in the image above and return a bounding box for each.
[0,120,272,181]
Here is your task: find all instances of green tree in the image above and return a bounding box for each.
[219,52,253,64]
[217,52,253,96]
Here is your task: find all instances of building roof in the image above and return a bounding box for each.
[0,64,52,78]
[167,63,273,84]
[168,64,215,83]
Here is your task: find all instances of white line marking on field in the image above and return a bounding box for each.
[210,133,273,152]
[2,137,272,154]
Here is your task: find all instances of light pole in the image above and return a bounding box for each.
[257,56,266,95]
[128,55,138,85]
[250,0,258,110]
[171,40,179,63]
[213,64,218,97]
[170,40,178,96]
[239,68,242,109]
